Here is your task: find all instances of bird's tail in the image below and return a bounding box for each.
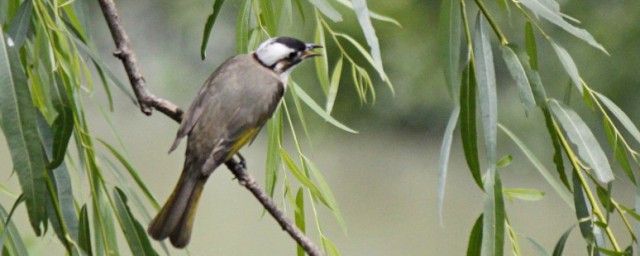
[147,166,207,248]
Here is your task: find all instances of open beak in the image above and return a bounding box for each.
[301,43,323,58]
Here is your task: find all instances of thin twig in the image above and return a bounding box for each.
[96,0,323,255]
[225,158,324,256]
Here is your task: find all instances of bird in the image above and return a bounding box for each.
[147,37,322,248]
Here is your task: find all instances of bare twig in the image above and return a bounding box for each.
[226,158,324,256]
[97,0,182,122]
[96,0,323,255]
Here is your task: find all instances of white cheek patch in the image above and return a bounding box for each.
[256,42,294,67]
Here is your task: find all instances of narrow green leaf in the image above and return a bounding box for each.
[499,124,573,208]
[78,205,92,256]
[473,14,498,169]
[439,0,462,100]
[552,226,574,256]
[352,0,384,81]
[321,235,341,256]
[518,0,607,53]
[335,32,391,86]
[550,100,614,183]
[459,64,482,188]
[112,188,158,256]
[36,112,79,246]
[303,156,346,231]
[0,198,28,256]
[503,188,545,201]
[314,14,330,95]
[48,78,74,169]
[438,106,459,223]
[595,92,640,145]
[7,0,32,48]
[550,42,583,93]
[524,22,538,70]
[308,0,342,22]
[501,45,536,114]
[258,0,277,36]
[325,57,343,114]
[467,214,483,256]
[495,0,510,16]
[543,107,570,189]
[265,108,283,198]
[526,237,550,256]
[595,186,614,213]
[333,0,401,26]
[280,149,328,206]
[0,28,47,235]
[602,119,634,183]
[572,169,597,254]
[482,173,497,256]
[496,155,513,168]
[294,188,305,256]
[290,82,357,133]
[236,0,252,53]
[496,177,506,255]
[200,0,226,60]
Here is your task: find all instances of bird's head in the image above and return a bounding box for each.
[254,37,322,76]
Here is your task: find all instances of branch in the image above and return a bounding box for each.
[225,159,324,256]
[97,0,182,122]
[96,0,323,255]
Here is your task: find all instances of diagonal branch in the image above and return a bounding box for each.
[96,0,323,255]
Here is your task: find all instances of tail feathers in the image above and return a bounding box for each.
[148,173,207,248]
[169,182,205,248]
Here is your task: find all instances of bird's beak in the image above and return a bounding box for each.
[301,43,323,59]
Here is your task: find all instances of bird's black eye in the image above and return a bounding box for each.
[287,51,297,60]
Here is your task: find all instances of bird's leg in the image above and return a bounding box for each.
[235,152,247,170]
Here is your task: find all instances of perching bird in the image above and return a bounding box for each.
[147,37,322,248]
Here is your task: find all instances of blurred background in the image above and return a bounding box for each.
[1,0,639,255]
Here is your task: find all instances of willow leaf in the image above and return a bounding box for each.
[595,92,640,145]
[550,41,583,93]
[333,0,400,26]
[473,14,498,170]
[325,56,343,114]
[467,214,483,256]
[459,64,482,188]
[113,188,158,256]
[294,188,305,256]
[519,0,607,53]
[200,0,226,60]
[265,108,283,198]
[503,188,545,202]
[352,0,384,81]
[439,0,462,100]
[0,29,47,235]
[438,106,459,223]
[7,0,32,48]
[550,100,614,183]
[308,0,342,22]
[78,205,92,256]
[501,44,536,114]
[572,170,598,254]
[290,82,357,133]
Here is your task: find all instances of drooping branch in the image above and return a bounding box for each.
[96,0,323,255]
